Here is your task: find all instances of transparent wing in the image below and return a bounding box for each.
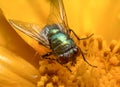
[47,0,69,33]
[9,20,50,48]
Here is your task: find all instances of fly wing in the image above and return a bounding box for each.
[9,20,50,48]
[47,0,69,33]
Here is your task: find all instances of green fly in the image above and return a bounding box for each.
[9,0,97,70]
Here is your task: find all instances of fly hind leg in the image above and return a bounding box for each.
[79,48,97,68]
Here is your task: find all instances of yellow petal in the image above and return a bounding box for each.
[0,47,40,86]
[0,65,36,87]
[0,0,49,25]
[0,9,40,66]
[0,0,50,54]
[0,0,120,87]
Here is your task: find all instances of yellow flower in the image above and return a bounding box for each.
[0,0,120,87]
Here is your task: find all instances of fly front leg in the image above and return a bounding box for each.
[55,58,72,72]
[42,53,72,72]
[42,52,56,61]
[79,47,97,68]
[42,52,52,58]
[71,59,76,66]
[68,29,97,68]
[68,29,94,40]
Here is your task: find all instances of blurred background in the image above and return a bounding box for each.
[0,0,120,42]
[0,0,120,65]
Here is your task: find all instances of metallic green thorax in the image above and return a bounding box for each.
[48,28,75,55]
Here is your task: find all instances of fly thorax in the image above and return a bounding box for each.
[41,24,60,40]
[49,31,67,48]
[47,28,60,37]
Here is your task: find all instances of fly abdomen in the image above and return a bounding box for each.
[53,39,74,53]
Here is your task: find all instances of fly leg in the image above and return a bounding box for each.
[55,58,72,72]
[71,59,76,66]
[42,53,72,72]
[42,52,56,61]
[65,66,72,72]
[68,29,97,68]
[68,29,94,40]
[79,47,97,68]
[42,52,52,58]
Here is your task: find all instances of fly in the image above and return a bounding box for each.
[9,0,97,70]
